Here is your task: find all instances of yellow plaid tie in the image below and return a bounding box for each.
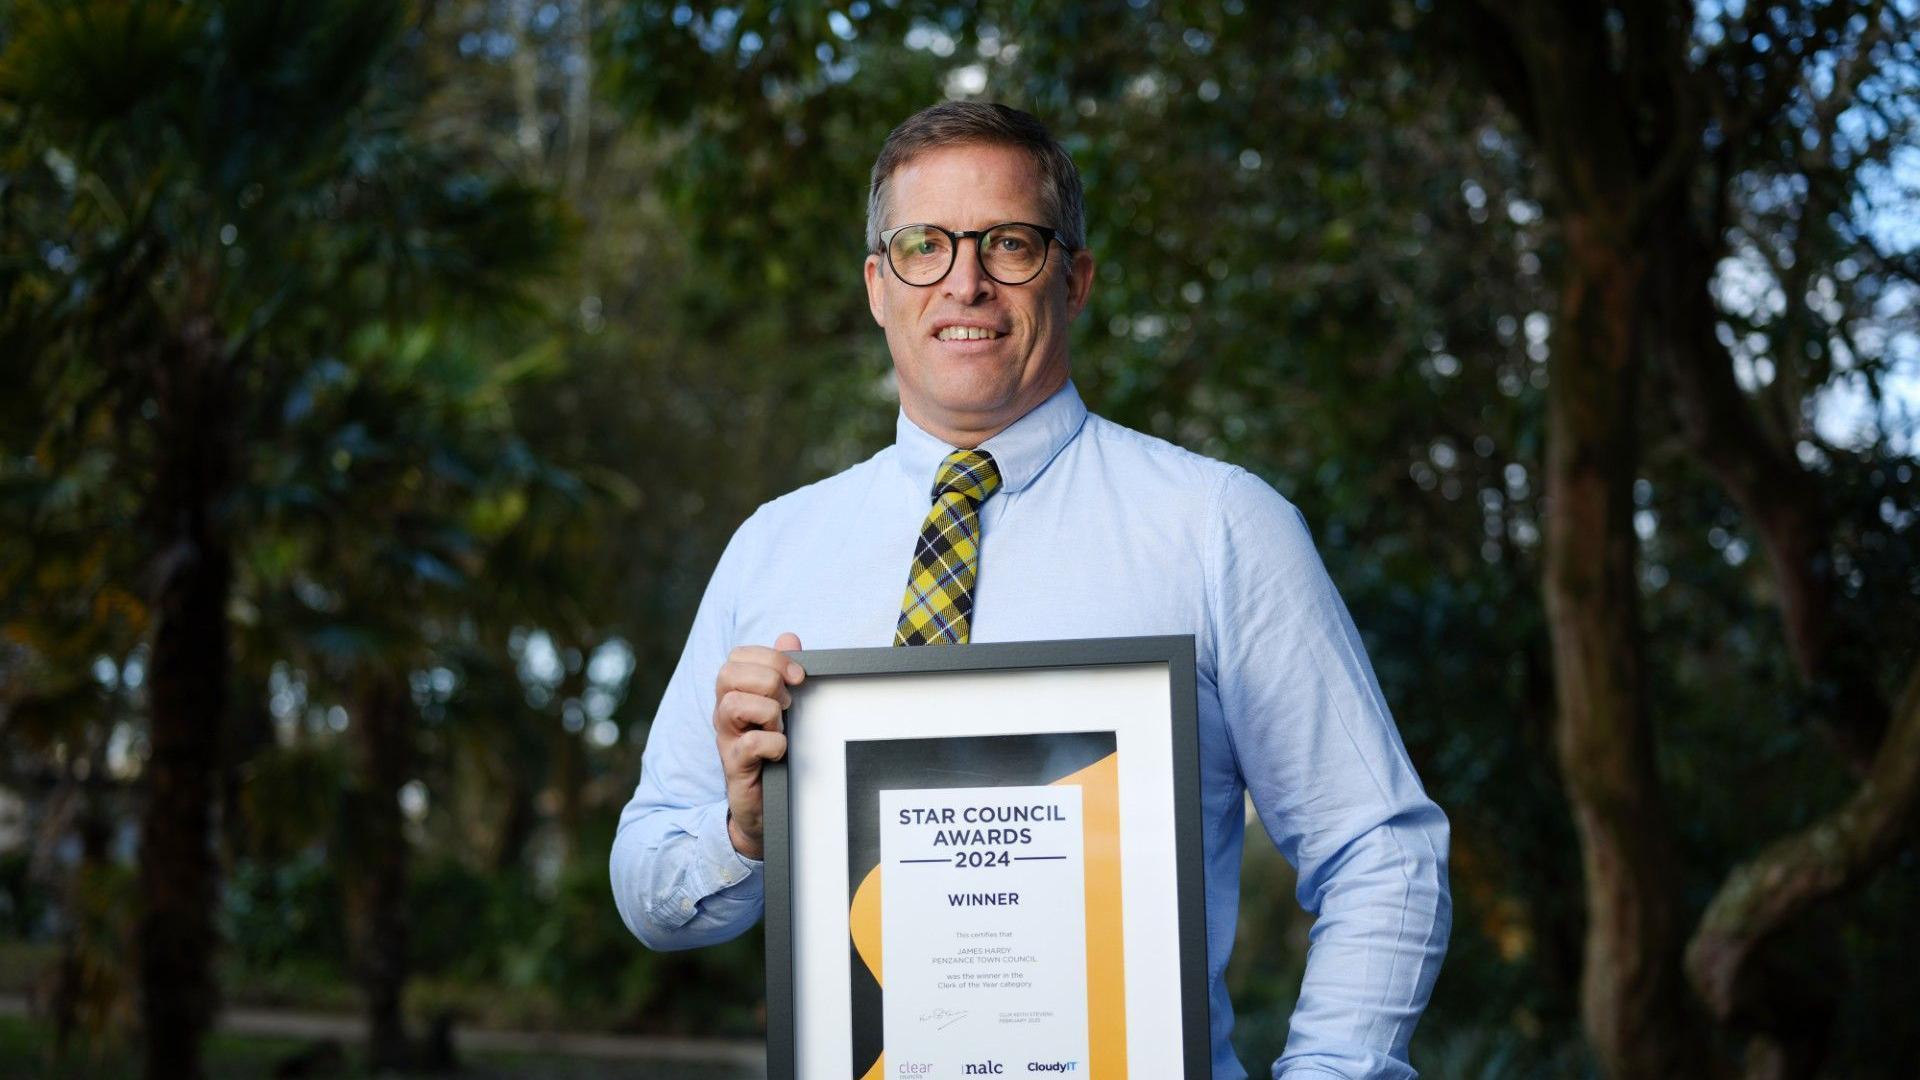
[894,449,1002,646]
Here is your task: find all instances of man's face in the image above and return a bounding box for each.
[864,142,1095,446]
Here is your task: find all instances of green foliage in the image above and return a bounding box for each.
[2,0,1916,1073]
[0,853,41,938]
[235,743,349,863]
[221,849,348,979]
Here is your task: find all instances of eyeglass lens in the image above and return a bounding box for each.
[888,224,1050,285]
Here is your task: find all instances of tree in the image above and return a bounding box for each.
[250,324,591,1067]
[0,1,562,1073]
[1446,1,1920,1073]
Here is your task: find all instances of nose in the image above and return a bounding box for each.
[941,235,996,305]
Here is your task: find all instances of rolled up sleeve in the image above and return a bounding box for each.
[611,512,770,950]
[1209,468,1452,1079]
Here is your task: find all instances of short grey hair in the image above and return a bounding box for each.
[865,102,1086,255]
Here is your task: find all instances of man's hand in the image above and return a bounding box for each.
[713,632,805,859]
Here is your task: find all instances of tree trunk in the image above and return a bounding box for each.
[1457,5,1709,1069]
[139,315,235,1080]
[1542,224,1701,1078]
[348,670,416,1071]
[49,743,115,1059]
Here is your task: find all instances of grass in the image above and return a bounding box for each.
[2,940,764,1078]
[0,1015,311,1079]
[0,1016,761,1079]
[7,943,603,1039]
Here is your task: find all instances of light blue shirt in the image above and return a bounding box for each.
[613,381,1451,1079]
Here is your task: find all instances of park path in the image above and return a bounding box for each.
[0,995,766,1077]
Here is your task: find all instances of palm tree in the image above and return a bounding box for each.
[252,325,592,1068]
[0,2,562,1074]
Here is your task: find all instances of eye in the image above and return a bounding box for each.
[994,236,1027,252]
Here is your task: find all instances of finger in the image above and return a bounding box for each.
[721,645,789,681]
[774,632,804,683]
[714,659,791,706]
[715,689,785,735]
[731,728,788,767]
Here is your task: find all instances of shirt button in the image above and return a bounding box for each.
[681,899,694,913]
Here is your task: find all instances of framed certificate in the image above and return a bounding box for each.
[763,635,1210,1080]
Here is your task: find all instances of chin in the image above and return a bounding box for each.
[930,375,1022,412]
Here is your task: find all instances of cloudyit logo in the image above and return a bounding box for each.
[1026,1062,1079,1073]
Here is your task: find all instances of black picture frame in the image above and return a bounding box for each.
[762,634,1209,1080]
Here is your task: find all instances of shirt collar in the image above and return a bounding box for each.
[893,379,1089,497]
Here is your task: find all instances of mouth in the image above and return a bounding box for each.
[932,324,1007,341]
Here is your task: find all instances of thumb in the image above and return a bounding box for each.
[774,632,804,682]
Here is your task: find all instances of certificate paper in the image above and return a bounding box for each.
[844,732,1127,1080]
[879,785,1088,1075]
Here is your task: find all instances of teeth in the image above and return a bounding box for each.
[937,326,1003,340]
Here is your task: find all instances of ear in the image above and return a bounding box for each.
[864,253,887,327]
[1064,248,1096,320]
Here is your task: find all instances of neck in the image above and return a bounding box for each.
[906,408,1011,450]
[903,371,1069,449]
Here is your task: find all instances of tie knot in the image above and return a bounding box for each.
[932,450,1000,503]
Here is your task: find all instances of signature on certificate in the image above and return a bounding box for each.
[918,1008,969,1030]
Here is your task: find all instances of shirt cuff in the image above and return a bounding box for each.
[693,800,763,895]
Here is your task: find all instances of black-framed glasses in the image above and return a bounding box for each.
[877,222,1070,287]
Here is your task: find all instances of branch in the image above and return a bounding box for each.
[1653,216,1890,770]
[1620,1,1699,234]
[1865,235,1920,290]
[1686,654,1920,1020]
[1456,1,1541,142]
[1623,95,1699,236]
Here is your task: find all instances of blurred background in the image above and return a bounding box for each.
[2,1,1917,1077]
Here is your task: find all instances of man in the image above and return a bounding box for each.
[612,102,1450,1079]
